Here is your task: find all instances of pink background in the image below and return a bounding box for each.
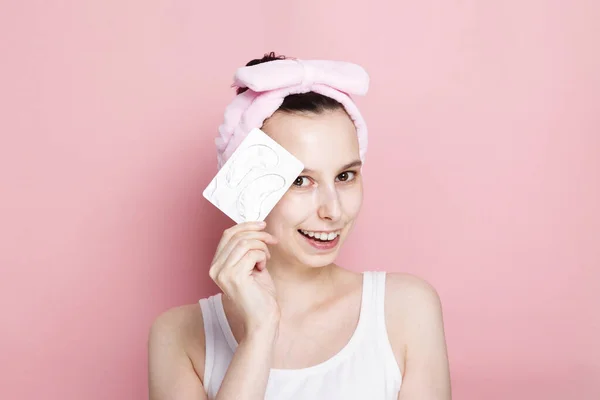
[1,1,599,399]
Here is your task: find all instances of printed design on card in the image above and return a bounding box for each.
[225,144,280,188]
[236,174,286,221]
[202,128,304,224]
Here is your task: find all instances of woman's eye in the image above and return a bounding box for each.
[337,171,356,182]
[293,176,310,187]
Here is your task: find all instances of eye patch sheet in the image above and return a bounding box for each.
[203,128,305,224]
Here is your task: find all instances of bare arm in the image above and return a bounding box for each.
[148,306,278,400]
[148,222,279,400]
[393,276,452,400]
[148,309,207,400]
[214,323,278,400]
[149,222,281,399]
[208,221,281,399]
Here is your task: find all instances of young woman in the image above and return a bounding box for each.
[148,52,452,399]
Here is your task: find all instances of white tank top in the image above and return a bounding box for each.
[198,271,402,399]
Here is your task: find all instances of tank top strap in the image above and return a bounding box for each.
[365,271,402,382]
[199,298,215,390]
[363,271,391,343]
[362,271,386,313]
[372,270,387,320]
[359,270,374,315]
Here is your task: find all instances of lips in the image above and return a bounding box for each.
[298,229,340,250]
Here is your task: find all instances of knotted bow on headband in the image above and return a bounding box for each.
[215,58,370,170]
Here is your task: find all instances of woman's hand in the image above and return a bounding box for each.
[209,221,280,335]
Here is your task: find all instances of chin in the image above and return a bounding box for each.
[298,253,338,269]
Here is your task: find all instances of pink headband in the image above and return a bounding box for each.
[214,59,370,169]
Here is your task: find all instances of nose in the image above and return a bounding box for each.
[316,185,342,222]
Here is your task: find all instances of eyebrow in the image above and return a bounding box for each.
[301,160,363,174]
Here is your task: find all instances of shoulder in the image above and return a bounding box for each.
[384,272,442,311]
[383,272,446,361]
[383,273,452,396]
[149,303,204,343]
[148,303,207,381]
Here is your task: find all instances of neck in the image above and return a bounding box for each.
[266,258,338,317]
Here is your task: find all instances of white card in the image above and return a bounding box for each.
[203,128,305,224]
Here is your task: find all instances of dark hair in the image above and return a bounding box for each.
[235,52,344,114]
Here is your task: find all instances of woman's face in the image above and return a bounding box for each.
[262,108,363,268]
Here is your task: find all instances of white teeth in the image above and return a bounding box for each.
[300,229,340,241]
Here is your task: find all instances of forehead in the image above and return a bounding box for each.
[262,109,360,169]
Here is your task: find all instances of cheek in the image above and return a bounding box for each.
[265,192,314,230]
[341,186,363,216]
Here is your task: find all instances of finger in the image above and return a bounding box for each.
[256,257,267,271]
[211,238,271,279]
[214,231,278,265]
[210,227,273,282]
[215,250,267,289]
[219,239,270,274]
[237,250,268,274]
[217,221,267,253]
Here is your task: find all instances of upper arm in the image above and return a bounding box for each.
[387,274,452,400]
[148,306,208,400]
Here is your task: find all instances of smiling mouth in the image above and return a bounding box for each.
[297,229,341,242]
